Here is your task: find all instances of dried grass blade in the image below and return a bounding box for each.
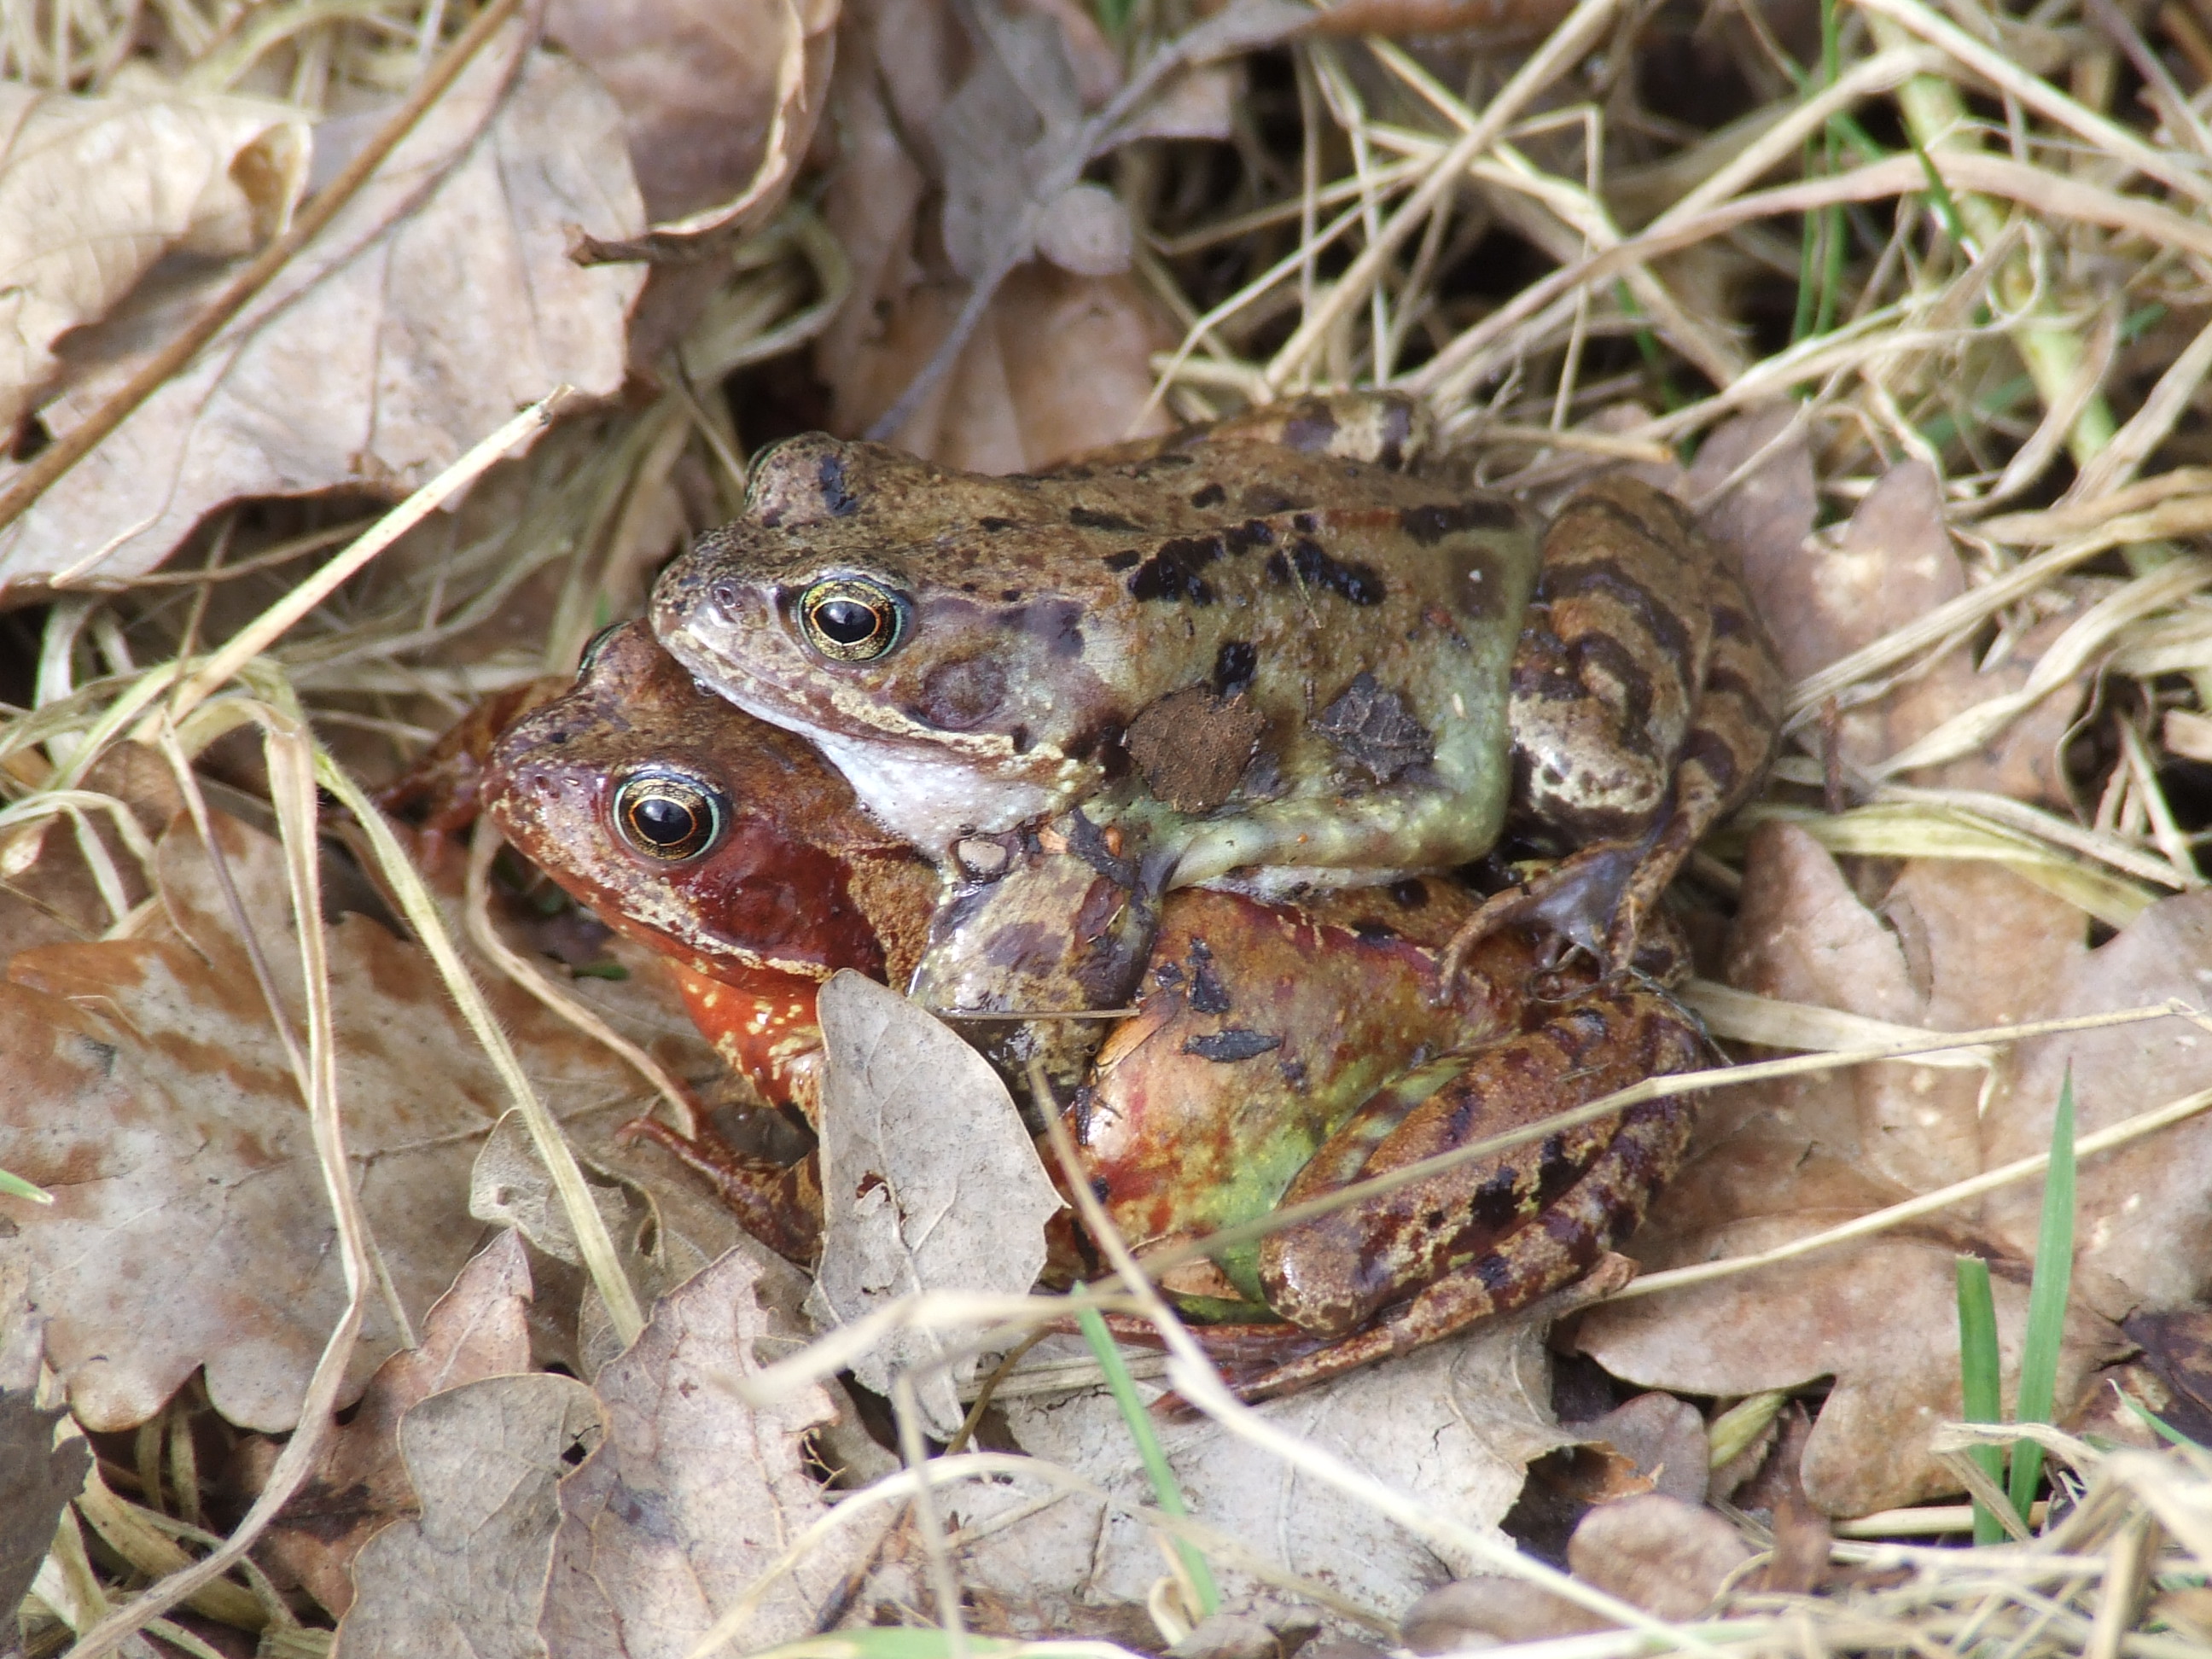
[314,748,646,1344]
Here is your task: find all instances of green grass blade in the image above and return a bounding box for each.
[1076,1306,1220,1617]
[0,1167,51,1204]
[2010,1066,2078,1525]
[2121,1393,2210,1452]
[1956,1254,2006,1545]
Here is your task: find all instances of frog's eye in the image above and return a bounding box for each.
[796,577,908,662]
[611,769,725,863]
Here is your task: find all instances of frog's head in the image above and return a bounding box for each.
[482,620,901,982]
[653,434,1130,850]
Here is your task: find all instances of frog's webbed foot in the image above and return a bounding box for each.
[615,1115,822,1266]
[1434,841,1645,997]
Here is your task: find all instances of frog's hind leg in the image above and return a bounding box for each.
[1230,1091,1693,1403]
[1442,479,1784,987]
[1233,985,1703,1401]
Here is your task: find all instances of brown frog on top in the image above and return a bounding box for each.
[651,395,1781,1091]
[478,622,1708,1400]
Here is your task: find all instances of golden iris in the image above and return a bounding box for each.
[611,770,724,862]
[797,577,908,661]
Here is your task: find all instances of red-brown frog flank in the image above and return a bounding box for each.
[480,623,1708,1400]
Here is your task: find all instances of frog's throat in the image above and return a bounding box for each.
[801,725,1062,850]
[655,622,1070,850]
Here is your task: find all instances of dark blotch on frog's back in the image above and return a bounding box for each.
[1101,550,1141,572]
[1242,485,1305,516]
[817,452,860,517]
[1281,405,1339,452]
[1016,596,1086,659]
[1213,640,1257,696]
[1315,672,1435,783]
[1467,1166,1524,1234]
[1184,1028,1283,1062]
[1389,878,1429,909]
[1189,480,1226,509]
[1399,498,1518,545]
[1070,504,1143,533]
[1126,533,1230,604]
[1266,537,1388,607]
[980,515,1019,532]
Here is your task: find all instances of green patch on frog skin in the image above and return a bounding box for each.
[1190,1054,1465,1307]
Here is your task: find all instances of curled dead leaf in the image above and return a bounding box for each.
[1565,1493,1751,1620]
[0,807,679,1432]
[538,1246,887,1656]
[805,970,1062,1437]
[0,31,644,591]
[0,82,309,431]
[548,0,836,231]
[331,1371,602,1659]
[253,1230,535,1618]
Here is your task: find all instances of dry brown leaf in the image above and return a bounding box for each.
[0,1389,90,1630]
[806,970,1062,1436]
[547,0,836,228]
[1579,1394,1709,1505]
[978,1314,1575,1620]
[538,1246,885,1658]
[0,81,308,431]
[330,1371,602,1659]
[1704,824,2084,1199]
[0,807,684,1432]
[814,0,1176,467]
[1564,1493,1751,1620]
[1683,405,1816,588]
[1401,1575,1603,1648]
[1749,460,2090,803]
[0,30,644,591]
[1980,890,2212,1313]
[251,1230,535,1617]
[1567,824,2148,1516]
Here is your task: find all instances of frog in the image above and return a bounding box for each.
[478,621,1708,1399]
[649,393,1781,1087]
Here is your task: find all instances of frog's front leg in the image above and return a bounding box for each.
[1443,476,1784,981]
[1230,981,1705,1401]
[908,806,1168,1105]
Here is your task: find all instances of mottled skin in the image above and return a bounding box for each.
[1453,474,1787,976]
[653,394,1540,887]
[476,624,1708,1398]
[651,397,1782,1095]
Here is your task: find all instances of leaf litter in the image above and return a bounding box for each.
[19,0,2212,1652]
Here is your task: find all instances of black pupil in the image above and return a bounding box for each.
[632,794,697,847]
[816,597,881,644]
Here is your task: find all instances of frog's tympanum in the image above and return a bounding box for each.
[480,624,1708,1400]
[650,394,1781,1094]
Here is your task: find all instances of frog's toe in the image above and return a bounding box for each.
[1435,844,1643,996]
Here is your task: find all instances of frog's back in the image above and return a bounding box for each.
[656,397,1540,872]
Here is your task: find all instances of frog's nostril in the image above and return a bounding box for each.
[710,580,740,613]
